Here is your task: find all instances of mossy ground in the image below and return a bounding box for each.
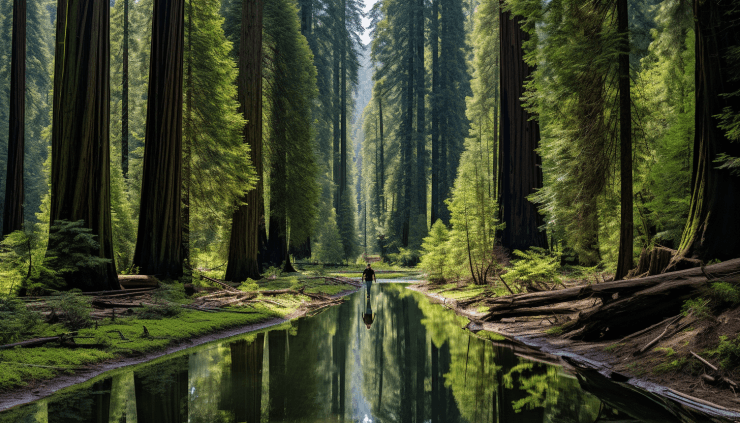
[0,273,356,393]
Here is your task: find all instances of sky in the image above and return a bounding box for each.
[360,0,380,46]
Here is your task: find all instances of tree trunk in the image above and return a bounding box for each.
[122,0,129,179]
[673,0,740,263]
[401,1,415,248]
[49,0,118,291]
[499,8,547,252]
[378,95,385,214]
[430,0,439,224]
[182,0,192,266]
[332,27,341,211]
[415,0,426,220]
[226,0,264,282]
[339,0,347,205]
[3,0,26,236]
[615,0,633,280]
[133,0,185,278]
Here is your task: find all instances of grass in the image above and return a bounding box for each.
[0,273,359,392]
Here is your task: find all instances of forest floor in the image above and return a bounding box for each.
[0,269,368,411]
[411,274,740,416]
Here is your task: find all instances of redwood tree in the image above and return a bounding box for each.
[498,7,547,251]
[225,0,263,282]
[615,0,633,280]
[674,0,740,262]
[49,0,118,290]
[3,0,26,236]
[133,0,185,277]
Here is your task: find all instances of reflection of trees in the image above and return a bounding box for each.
[222,334,263,423]
[186,344,231,423]
[109,372,137,423]
[134,356,188,423]
[47,379,112,423]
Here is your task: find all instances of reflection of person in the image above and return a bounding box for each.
[361,296,375,329]
[361,263,377,298]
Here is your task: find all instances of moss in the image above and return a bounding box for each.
[653,358,686,374]
[604,342,624,352]
[654,347,675,357]
[546,326,564,335]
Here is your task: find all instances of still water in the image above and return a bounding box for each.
[0,284,729,423]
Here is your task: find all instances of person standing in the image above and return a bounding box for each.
[361,263,377,297]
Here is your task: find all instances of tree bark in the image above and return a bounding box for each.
[3,0,26,236]
[415,0,426,220]
[401,0,415,248]
[430,0,440,224]
[133,0,185,278]
[122,0,129,179]
[615,0,633,280]
[49,0,118,291]
[499,8,547,252]
[225,0,263,282]
[674,0,740,263]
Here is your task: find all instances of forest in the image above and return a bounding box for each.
[1,0,739,295]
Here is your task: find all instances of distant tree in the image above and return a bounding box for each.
[49,0,118,290]
[133,0,185,278]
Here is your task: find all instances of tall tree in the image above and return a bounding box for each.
[133,0,185,278]
[183,0,253,268]
[261,0,319,271]
[122,0,130,179]
[224,0,264,282]
[49,0,118,290]
[615,0,633,280]
[498,1,547,252]
[3,0,26,235]
[673,0,740,262]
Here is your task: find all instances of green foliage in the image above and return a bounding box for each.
[503,248,562,291]
[388,247,421,268]
[47,292,93,330]
[0,296,42,344]
[0,230,42,294]
[707,335,740,370]
[710,281,740,306]
[653,357,686,374]
[312,203,345,264]
[681,297,710,319]
[419,220,450,281]
[39,220,112,290]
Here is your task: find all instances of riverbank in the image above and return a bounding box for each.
[410,281,740,418]
[0,274,361,411]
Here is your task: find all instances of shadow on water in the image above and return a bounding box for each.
[0,283,733,422]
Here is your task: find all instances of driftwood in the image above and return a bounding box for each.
[0,336,65,350]
[636,314,683,354]
[485,305,581,321]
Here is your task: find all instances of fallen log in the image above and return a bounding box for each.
[199,275,240,292]
[0,336,65,350]
[119,275,160,289]
[484,258,740,319]
[568,266,740,340]
[484,305,582,321]
[92,300,155,308]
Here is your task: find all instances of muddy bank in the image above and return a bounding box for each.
[0,286,360,412]
[409,283,740,421]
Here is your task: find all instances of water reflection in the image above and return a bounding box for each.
[0,284,706,423]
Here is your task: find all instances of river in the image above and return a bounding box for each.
[0,283,731,422]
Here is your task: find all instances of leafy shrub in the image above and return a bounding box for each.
[681,297,711,319]
[710,282,740,306]
[708,335,740,369]
[418,220,450,282]
[47,292,93,330]
[0,230,40,294]
[0,296,42,343]
[503,247,563,291]
[151,283,188,304]
[238,279,260,292]
[388,247,420,267]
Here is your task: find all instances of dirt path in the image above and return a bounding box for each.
[409,283,740,421]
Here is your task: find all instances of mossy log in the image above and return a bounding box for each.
[118,275,160,289]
